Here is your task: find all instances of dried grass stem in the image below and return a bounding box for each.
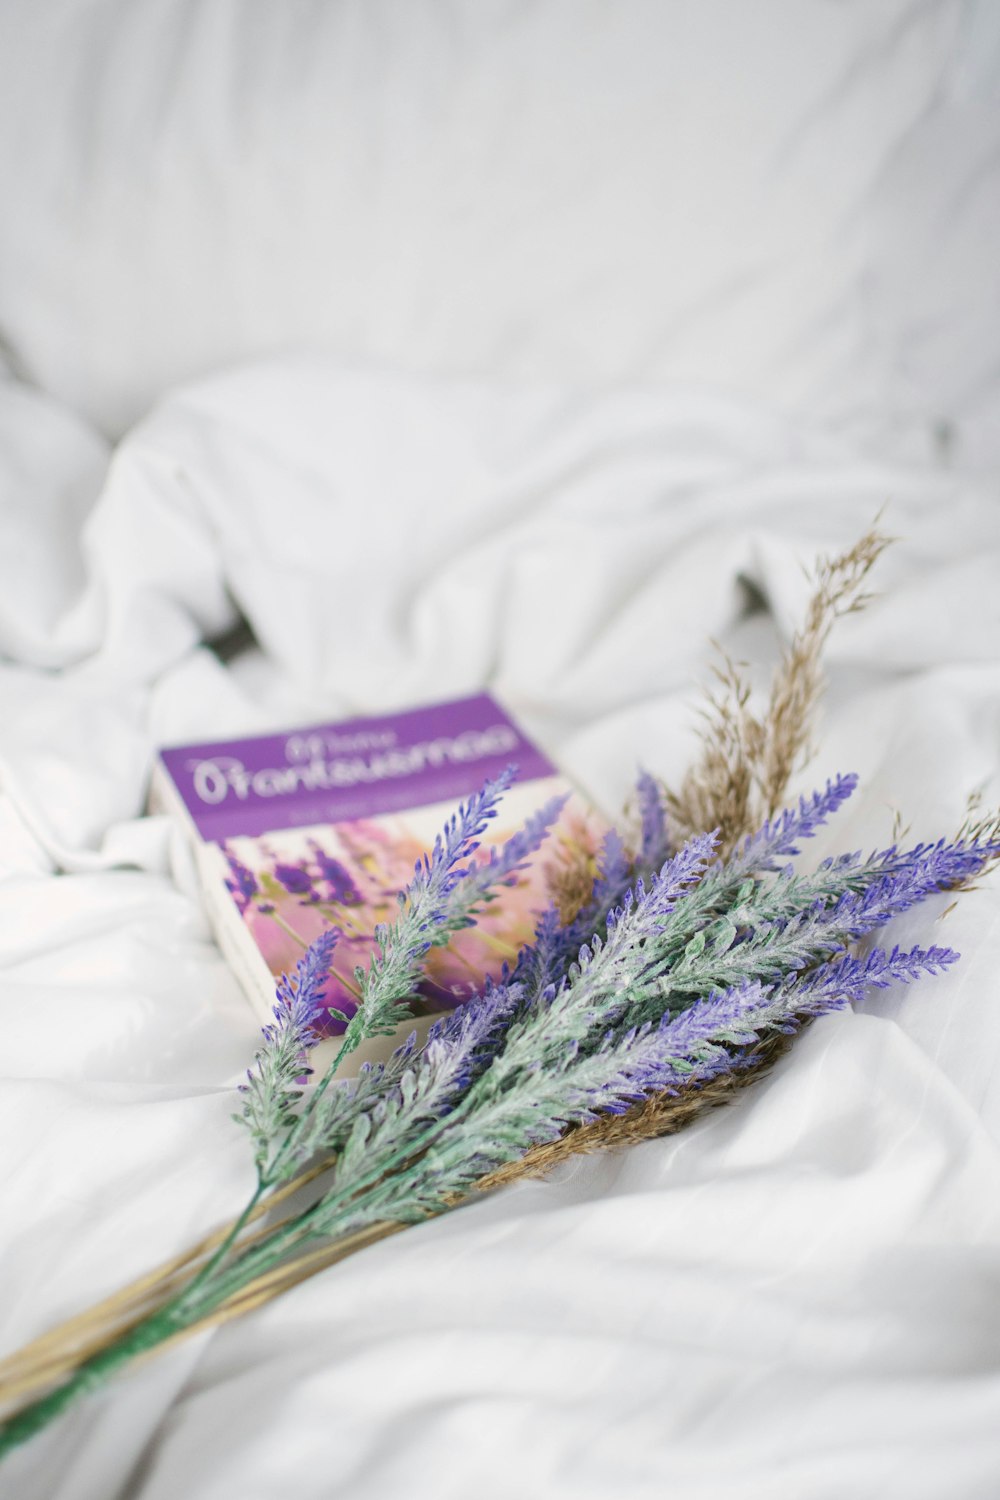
[666,527,891,854]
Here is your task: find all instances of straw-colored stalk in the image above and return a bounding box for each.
[950,794,1000,892]
[665,527,892,855]
[543,810,603,924]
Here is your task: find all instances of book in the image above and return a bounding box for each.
[150,692,605,1076]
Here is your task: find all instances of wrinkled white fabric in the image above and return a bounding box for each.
[1,2,999,470]
[1,360,999,1499]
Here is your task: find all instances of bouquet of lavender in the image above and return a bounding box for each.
[0,530,996,1457]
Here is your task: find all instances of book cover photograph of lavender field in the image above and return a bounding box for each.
[215,783,602,1027]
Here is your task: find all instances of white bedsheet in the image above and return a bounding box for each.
[1,360,999,1499]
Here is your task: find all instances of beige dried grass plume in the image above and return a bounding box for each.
[665,527,891,857]
[543,810,603,925]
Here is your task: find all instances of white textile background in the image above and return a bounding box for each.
[1,0,999,468]
[0,360,999,1498]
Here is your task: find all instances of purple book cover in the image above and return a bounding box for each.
[156,694,603,1035]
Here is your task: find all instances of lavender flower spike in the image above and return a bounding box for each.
[223,845,258,914]
[420,979,526,1103]
[347,766,518,1046]
[872,833,1000,893]
[303,834,722,1224]
[781,943,959,1020]
[726,773,859,875]
[520,826,635,1003]
[237,927,339,1176]
[485,830,721,1094]
[817,838,999,944]
[636,768,669,870]
[444,791,569,933]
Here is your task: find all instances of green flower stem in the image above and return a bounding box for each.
[168,1182,265,1314]
[0,1076,519,1461]
[263,1026,363,1187]
[0,1291,209,1458]
[5,1115,494,1460]
[0,1198,333,1458]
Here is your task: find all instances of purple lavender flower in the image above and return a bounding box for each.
[515,826,636,1001]
[514,904,567,998]
[345,976,781,1223]
[223,845,258,914]
[867,834,999,895]
[655,979,773,1057]
[273,862,314,897]
[363,933,965,1223]
[591,827,633,905]
[238,927,340,1174]
[421,979,524,1104]
[268,927,341,1049]
[819,839,997,940]
[488,830,721,1093]
[602,940,959,1105]
[781,942,959,1018]
[329,980,527,1167]
[462,793,568,904]
[635,768,669,869]
[726,774,859,874]
[344,766,520,1044]
[311,847,362,905]
[593,979,776,1108]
